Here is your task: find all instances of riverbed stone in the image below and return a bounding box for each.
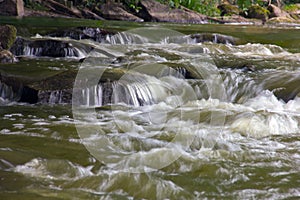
[0,50,15,63]
[0,0,24,16]
[136,0,207,24]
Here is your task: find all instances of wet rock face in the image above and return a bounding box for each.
[0,0,24,16]
[191,33,239,45]
[47,27,114,43]
[136,0,207,24]
[10,37,91,57]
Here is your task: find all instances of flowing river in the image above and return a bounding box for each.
[0,17,300,199]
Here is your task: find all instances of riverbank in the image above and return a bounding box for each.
[1,0,300,25]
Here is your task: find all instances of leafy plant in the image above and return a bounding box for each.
[283,4,299,12]
[162,0,220,16]
[124,0,142,12]
[23,0,49,11]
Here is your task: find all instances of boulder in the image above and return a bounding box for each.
[0,0,24,16]
[98,2,144,22]
[244,5,270,22]
[136,0,208,24]
[0,50,15,63]
[0,25,17,50]
[217,4,240,16]
[267,4,290,18]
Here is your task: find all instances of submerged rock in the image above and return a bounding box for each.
[190,33,240,45]
[136,0,208,24]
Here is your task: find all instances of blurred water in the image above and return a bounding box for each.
[0,23,300,199]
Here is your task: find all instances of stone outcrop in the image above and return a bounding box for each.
[268,4,290,18]
[97,2,144,22]
[136,0,208,24]
[0,0,24,16]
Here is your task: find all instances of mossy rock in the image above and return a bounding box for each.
[245,5,270,21]
[0,25,17,50]
[218,4,240,16]
[267,16,296,24]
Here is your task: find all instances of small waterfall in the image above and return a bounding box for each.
[49,91,63,104]
[0,81,16,100]
[38,90,72,104]
[105,32,148,45]
[222,70,262,103]
[0,81,20,102]
[80,79,156,107]
[24,46,43,56]
[81,84,103,106]
[190,33,238,45]
[11,38,88,58]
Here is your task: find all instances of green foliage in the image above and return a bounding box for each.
[283,4,299,12]
[237,0,252,10]
[160,0,220,16]
[124,0,142,12]
[82,0,103,8]
[23,0,49,11]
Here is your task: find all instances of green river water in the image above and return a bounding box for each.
[0,17,300,199]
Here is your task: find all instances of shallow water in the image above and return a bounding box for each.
[0,18,300,199]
